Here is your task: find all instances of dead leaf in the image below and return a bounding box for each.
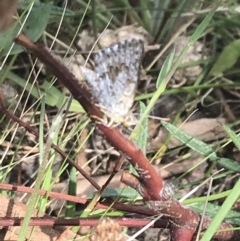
[99,25,153,51]
[148,118,226,151]
[168,118,226,148]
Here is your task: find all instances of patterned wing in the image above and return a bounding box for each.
[93,38,144,117]
[80,66,105,100]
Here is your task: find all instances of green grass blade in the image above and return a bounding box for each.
[200,178,240,241]
[156,48,175,88]
[162,121,217,159]
[140,0,151,31]
[190,3,218,43]
[17,96,46,241]
[130,102,148,175]
[222,124,240,150]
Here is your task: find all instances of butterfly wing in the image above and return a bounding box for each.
[93,38,144,117]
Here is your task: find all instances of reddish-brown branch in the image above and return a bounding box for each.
[14,34,163,200]
[0,217,167,228]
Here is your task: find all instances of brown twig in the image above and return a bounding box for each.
[0,105,100,191]
[14,34,163,200]
[0,183,157,217]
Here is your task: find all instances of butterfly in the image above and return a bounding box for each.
[80,38,144,127]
